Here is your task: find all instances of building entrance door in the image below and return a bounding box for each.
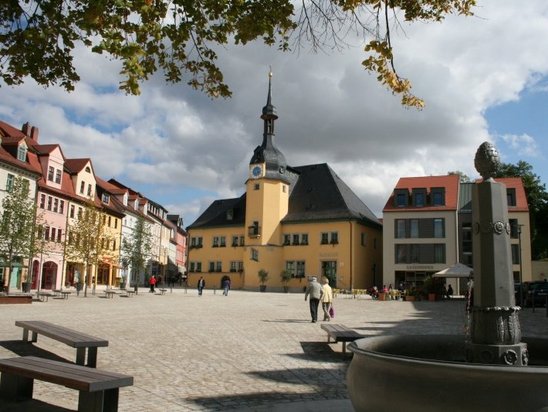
[321,261,337,287]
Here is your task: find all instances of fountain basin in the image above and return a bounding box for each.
[347,335,548,412]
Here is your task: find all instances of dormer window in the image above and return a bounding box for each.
[55,169,62,184]
[85,166,91,173]
[412,188,427,207]
[394,189,409,207]
[431,188,445,206]
[17,145,27,161]
[507,188,516,207]
[102,193,110,204]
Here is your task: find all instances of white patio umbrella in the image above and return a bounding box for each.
[433,263,473,278]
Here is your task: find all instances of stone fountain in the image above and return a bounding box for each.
[346,142,548,412]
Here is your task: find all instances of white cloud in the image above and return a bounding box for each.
[498,133,540,158]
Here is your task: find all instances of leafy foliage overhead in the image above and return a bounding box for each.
[0,0,475,107]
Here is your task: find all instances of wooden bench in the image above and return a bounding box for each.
[104,290,117,299]
[36,291,54,302]
[0,356,133,412]
[321,324,364,354]
[15,320,108,368]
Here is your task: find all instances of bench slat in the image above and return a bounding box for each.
[15,321,108,348]
[0,357,133,392]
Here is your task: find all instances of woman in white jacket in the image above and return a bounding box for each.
[320,277,333,321]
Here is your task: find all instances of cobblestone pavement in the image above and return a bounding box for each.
[1,288,548,411]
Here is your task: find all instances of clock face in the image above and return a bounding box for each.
[251,165,263,178]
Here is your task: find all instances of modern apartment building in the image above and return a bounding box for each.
[383,174,532,292]
[187,75,382,291]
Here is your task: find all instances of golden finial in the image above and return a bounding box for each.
[269,66,273,78]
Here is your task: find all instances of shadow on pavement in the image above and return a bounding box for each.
[0,340,70,364]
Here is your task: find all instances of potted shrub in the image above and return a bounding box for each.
[280,270,291,293]
[258,269,269,292]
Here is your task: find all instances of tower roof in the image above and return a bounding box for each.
[250,70,289,183]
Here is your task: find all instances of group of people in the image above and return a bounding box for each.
[304,276,333,323]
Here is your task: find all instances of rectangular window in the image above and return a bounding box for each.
[209,262,215,272]
[108,216,111,227]
[50,228,56,242]
[57,229,62,243]
[44,226,50,241]
[59,200,64,214]
[413,189,426,207]
[431,188,445,206]
[434,244,445,263]
[232,235,239,247]
[102,193,110,204]
[237,261,244,271]
[190,262,196,272]
[286,261,295,277]
[239,236,245,246]
[330,232,339,244]
[301,234,308,245]
[361,232,367,246]
[213,236,219,247]
[296,261,305,277]
[87,184,92,196]
[216,261,222,271]
[395,220,406,238]
[220,236,226,247]
[395,189,408,207]
[55,169,61,184]
[53,198,59,213]
[251,248,259,262]
[511,244,520,265]
[283,234,291,245]
[70,205,75,218]
[254,183,260,190]
[80,181,85,194]
[17,146,26,161]
[410,219,419,238]
[321,233,329,244]
[6,174,14,192]
[39,194,45,209]
[507,188,516,207]
[48,166,55,181]
[112,240,116,251]
[47,196,52,211]
[292,234,300,245]
[433,218,445,238]
[197,237,203,247]
[230,261,238,272]
[509,219,519,239]
[196,262,202,272]
[114,219,117,229]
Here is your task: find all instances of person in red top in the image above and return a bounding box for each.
[149,275,156,293]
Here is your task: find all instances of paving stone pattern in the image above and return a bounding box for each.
[1,289,547,411]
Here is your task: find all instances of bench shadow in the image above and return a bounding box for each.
[262,319,311,323]
[0,340,71,364]
[282,341,349,363]
[0,399,72,412]
[187,366,349,410]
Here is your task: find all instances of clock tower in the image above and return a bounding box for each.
[245,71,290,264]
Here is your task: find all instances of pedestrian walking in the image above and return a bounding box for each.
[304,276,322,323]
[223,278,231,296]
[149,275,156,293]
[320,277,333,321]
[197,276,205,296]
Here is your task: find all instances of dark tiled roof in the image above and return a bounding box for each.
[187,195,247,229]
[282,164,381,227]
[188,163,381,229]
[65,158,92,174]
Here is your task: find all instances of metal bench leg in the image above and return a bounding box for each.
[342,342,347,354]
[79,388,119,412]
[88,347,98,368]
[76,347,86,366]
[0,373,34,401]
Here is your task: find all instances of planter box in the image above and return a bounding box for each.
[404,295,416,302]
[0,295,32,304]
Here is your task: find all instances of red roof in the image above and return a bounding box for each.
[383,174,460,212]
[494,177,529,212]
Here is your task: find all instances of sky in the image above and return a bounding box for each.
[1,0,547,226]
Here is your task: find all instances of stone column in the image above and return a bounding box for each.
[466,142,527,366]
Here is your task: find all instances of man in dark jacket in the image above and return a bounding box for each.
[304,276,322,323]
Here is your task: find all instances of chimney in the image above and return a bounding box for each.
[22,122,30,135]
[30,126,39,142]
